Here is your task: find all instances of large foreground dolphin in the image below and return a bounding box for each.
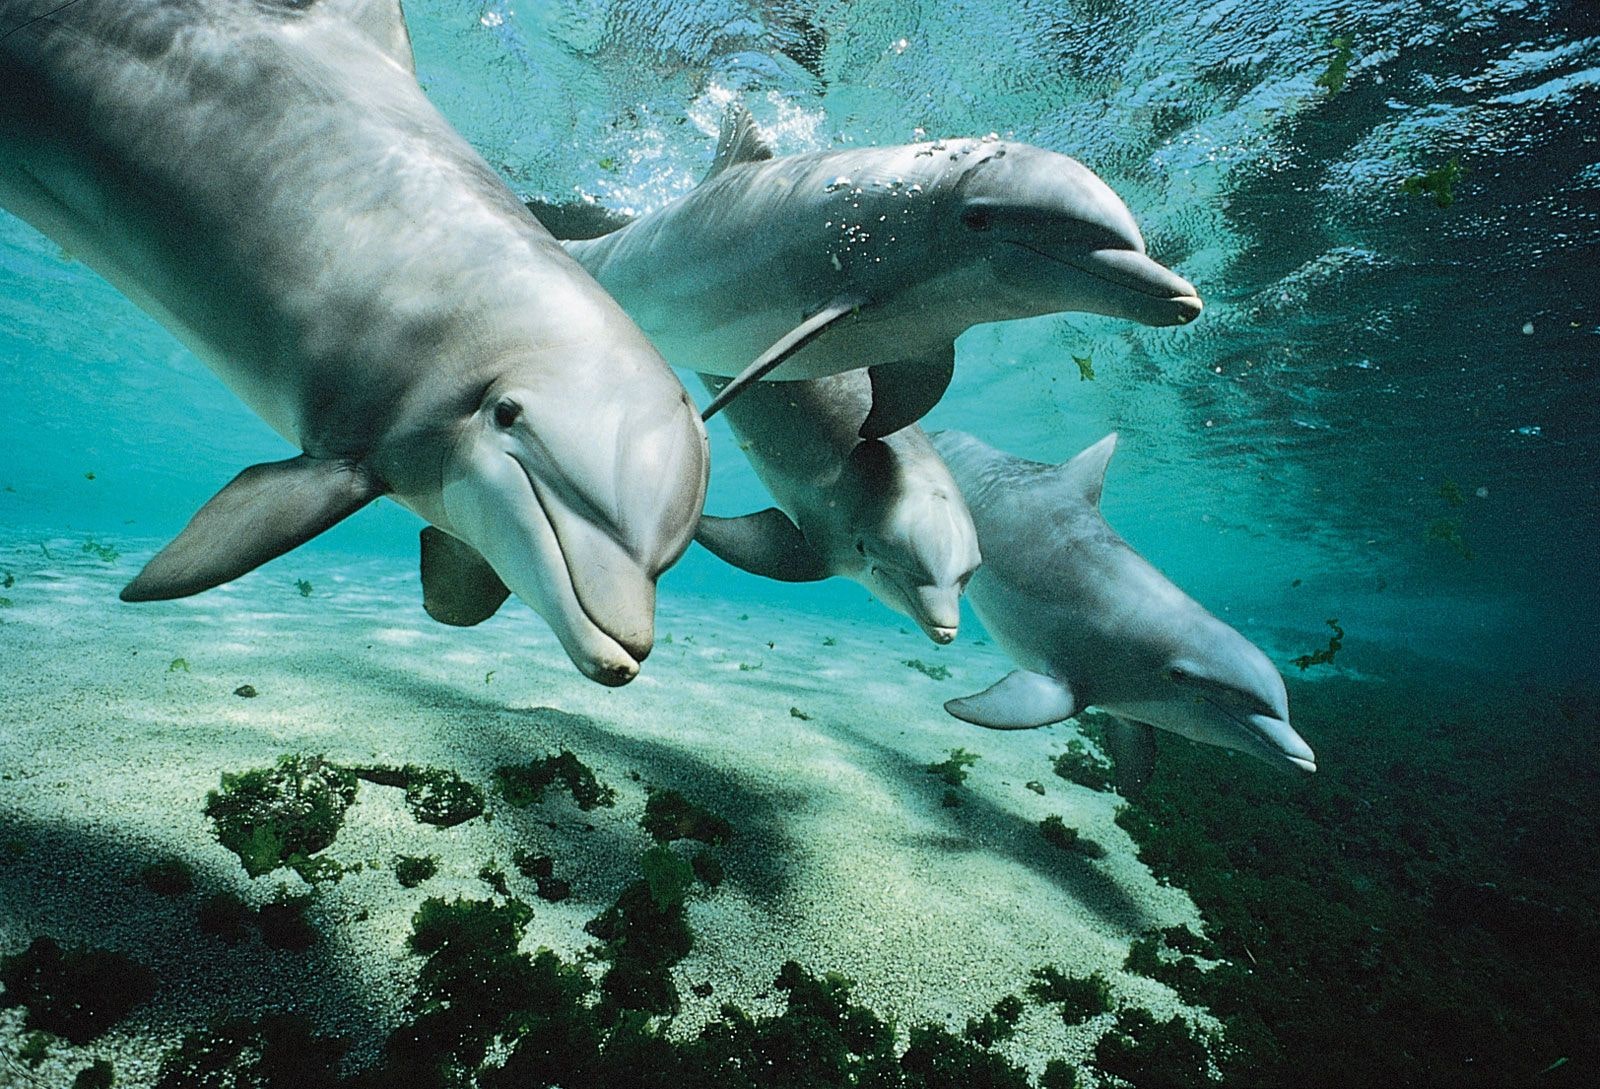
[697,372,981,643]
[538,107,1202,438]
[931,431,1315,781]
[0,0,707,684]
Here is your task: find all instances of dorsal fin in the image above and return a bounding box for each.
[702,103,775,184]
[1053,433,1117,507]
[321,0,415,74]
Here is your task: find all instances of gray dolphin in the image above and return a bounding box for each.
[930,430,1315,781]
[696,371,981,643]
[539,106,1202,439]
[0,0,707,685]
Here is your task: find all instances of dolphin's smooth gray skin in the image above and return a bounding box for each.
[0,0,707,685]
[541,106,1202,439]
[930,430,1316,780]
[696,371,981,644]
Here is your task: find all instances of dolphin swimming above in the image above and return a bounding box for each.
[929,430,1316,781]
[696,371,981,644]
[535,105,1202,439]
[0,0,707,685]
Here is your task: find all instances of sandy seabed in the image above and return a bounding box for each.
[0,535,1208,1087]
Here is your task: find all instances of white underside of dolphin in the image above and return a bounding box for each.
[930,430,1316,784]
[0,0,707,685]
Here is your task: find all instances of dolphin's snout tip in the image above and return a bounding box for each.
[581,654,640,688]
[926,625,958,645]
[1285,755,1317,774]
[1172,294,1203,324]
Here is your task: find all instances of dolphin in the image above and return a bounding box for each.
[0,0,707,685]
[696,371,981,643]
[929,430,1316,782]
[536,105,1202,439]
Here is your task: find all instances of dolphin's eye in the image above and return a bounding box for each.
[1169,667,1189,683]
[855,540,866,554]
[961,208,992,231]
[493,399,522,428]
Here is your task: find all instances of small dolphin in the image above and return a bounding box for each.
[537,106,1202,439]
[696,371,981,644]
[0,0,707,685]
[930,430,1315,781]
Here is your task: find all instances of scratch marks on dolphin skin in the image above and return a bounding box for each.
[0,0,89,47]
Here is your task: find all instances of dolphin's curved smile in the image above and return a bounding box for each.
[1198,691,1316,773]
[1004,241,1203,325]
[502,451,645,686]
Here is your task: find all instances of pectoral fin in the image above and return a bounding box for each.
[419,527,510,626]
[944,670,1078,730]
[696,509,830,582]
[121,456,384,602]
[860,347,955,439]
[1103,718,1158,795]
[701,296,861,421]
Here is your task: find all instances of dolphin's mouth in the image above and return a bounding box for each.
[1202,693,1317,773]
[445,449,643,687]
[1008,241,1203,326]
[514,457,654,685]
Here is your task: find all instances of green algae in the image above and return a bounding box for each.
[494,750,617,811]
[394,854,439,888]
[73,1058,116,1088]
[1072,354,1094,381]
[1050,739,1114,792]
[1025,967,1113,1026]
[926,747,979,786]
[156,1015,348,1089]
[1093,1008,1211,1089]
[1038,815,1107,860]
[903,658,951,681]
[1401,156,1464,207]
[1112,675,1600,1087]
[1315,34,1354,93]
[205,755,358,880]
[353,764,485,828]
[0,937,155,1045]
[963,993,1024,1047]
[640,789,734,845]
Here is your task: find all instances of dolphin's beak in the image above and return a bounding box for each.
[910,584,961,644]
[442,448,644,686]
[1244,711,1317,774]
[1066,247,1204,327]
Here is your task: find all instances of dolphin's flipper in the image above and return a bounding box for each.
[945,670,1078,730]
[1103,717,1158,795]
[702,103,776,183]
[418,527,512,626]
[701,296,862,421]
[861,347,956,439]
[523,199,637,241]
[121,456,385,602]
[325,0,416,73]
[696,509,830,582]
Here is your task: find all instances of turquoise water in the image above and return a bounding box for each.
[2,2,1598,1087]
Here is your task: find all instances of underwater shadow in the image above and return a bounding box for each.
[300,652,808,915]
[0,810,390,1061]
[823,724,1165,935]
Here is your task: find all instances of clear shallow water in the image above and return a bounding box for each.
[3,0,1595,678]
[2,2,1598,1087]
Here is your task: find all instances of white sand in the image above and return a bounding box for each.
[0,534,1211,1087]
